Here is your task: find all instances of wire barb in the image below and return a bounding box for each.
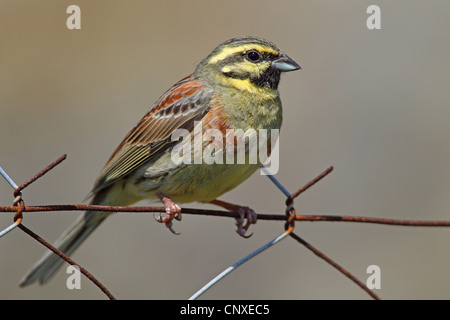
[0,164,24,238]
[13,154,67,198]
[288,166,334,203]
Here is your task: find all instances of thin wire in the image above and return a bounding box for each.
[0,220,22,238]
[0,165,20,237]
[189,228,291,300]
[0,165,19,189]
[260,165,291,198]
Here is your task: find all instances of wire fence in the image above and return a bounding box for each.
[2,154,450,299]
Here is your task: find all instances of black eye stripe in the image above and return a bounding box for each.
[217,50,279,66]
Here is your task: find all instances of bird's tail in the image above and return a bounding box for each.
[18,187,122,287]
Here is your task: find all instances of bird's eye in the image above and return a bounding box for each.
[245,50,262,62]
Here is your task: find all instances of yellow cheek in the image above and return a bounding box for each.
[221,61,271,78]
[220,77,277,99]
[241,60,271,77]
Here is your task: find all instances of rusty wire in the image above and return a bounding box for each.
[0,154,115,300]
[3,204,450,227]
[2,155,450,299]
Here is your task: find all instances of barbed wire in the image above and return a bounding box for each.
[0,155,115,300]
[2,154,450,299]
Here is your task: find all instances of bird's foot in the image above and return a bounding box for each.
[210,199,257,238]
[155,193,182,235]
[234,205,257,238]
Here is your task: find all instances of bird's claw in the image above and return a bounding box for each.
[234,206,257,238]
[165,220,181,235]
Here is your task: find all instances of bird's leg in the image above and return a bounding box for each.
[155,192,182,235]
[210,199,257,238]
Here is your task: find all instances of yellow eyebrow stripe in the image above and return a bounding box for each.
[209,44,278,64]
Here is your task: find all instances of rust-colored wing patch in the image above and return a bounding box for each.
[90,75,214,194]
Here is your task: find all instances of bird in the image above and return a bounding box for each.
[19,36,300,286]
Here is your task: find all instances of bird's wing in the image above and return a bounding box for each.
[90,75,214,194]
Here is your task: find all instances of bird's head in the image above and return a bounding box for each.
[196,36,300,93]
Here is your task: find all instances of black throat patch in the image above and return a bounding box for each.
[250,67,281,90]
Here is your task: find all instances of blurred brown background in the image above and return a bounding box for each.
[1,0,450,299]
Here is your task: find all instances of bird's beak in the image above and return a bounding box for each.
[272,52,301,72]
